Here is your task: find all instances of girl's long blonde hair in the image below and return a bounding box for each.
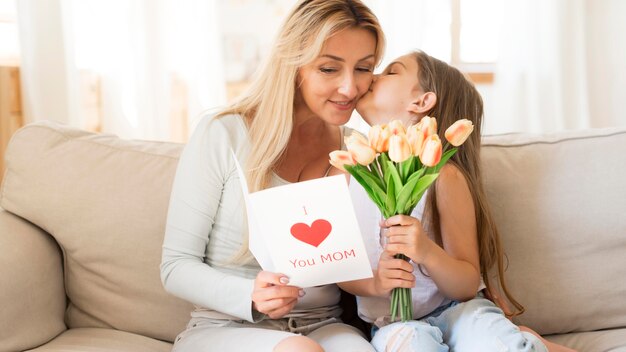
[414,51,525,317]
[221,0,385,262]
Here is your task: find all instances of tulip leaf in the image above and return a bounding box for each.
[396,173,440,214]
[433,148,457,173]
[345,165,384,209]
[355,164,385,192]
[369,159,385,191]
[378,153,390,177]
[353,165,387,208]
[406,174,440,213]
[400,157,414,182]
[385,160,403,199]
[412,157,423,174]
[395,173,421,214]
[385,176,396,218]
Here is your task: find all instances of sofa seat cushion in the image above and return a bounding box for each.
[544,328,626,352]
[1,121,193,342]
[25,328,173,352]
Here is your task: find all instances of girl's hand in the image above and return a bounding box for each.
[373,251,415,297]
[381,215,433,264]
[252,271,304,319]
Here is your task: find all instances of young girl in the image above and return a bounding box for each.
[338,51,574,351]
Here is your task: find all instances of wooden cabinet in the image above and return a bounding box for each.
[0,65,23,183]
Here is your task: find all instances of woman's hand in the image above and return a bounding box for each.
[381,215,433,264]
[252,271,304,319]
[373,250,415,297]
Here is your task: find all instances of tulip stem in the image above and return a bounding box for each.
[370,158,385,189]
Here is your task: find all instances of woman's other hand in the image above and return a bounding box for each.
[252,271,304,319]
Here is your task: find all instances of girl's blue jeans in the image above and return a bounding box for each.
[370,296,547,352]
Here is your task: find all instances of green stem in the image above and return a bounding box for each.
[370,158,384,190]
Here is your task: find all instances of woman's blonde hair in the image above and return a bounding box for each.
[413,51,525,317]
[221,0,385,262]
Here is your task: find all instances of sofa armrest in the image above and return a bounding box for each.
[0,209,66,352]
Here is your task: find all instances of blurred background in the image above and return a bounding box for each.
[1,0,625,152]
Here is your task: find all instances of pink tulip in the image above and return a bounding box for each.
[388,120,406,136]
[368,125,391,153]
[406,124,425,156]
[418,116,437,138]
[388,134,412,163]
[445,119,474,146]
[345,134,377,165]
[329,150,357,171]
[420,135,442,167]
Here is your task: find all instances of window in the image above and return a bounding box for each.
[0,0,19,64]
[452,0,501,83]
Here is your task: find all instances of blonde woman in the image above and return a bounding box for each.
[160,1,385,351]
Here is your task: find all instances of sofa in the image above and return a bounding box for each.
[1,120,625,352]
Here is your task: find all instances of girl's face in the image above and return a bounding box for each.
[295,27,377,126]
[356,54,422,126]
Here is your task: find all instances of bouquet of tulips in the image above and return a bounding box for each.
[329,116,474,322]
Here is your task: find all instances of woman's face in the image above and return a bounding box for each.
[295,27,377,126]
[356,54,421,126]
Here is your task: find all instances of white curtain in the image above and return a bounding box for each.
[16,0,226,141]
[489,0,626,134]
[364,0,452,67]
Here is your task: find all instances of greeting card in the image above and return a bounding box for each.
[233,152,373,288]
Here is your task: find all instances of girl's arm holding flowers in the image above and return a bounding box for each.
[381,164,481,302]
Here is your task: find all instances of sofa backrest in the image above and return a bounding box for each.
[482,127,626,335]
[1,121,193,342]
[3,121,626,339]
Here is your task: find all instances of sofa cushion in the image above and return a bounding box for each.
[0,210,66,352]
[25,328,172,352]
[482,127,626,335]
[1,121,193,342]
[545,328,626,352]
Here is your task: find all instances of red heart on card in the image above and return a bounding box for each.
[290,219,332,247]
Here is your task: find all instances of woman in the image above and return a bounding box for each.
[160,1,385,351]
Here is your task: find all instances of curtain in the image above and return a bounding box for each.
[16,0,226,141]
[489,0,626,134]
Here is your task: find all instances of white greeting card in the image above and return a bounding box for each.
[233,152,373,288]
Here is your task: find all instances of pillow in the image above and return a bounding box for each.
[1,121,193,342]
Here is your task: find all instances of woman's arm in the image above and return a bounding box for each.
[161,116,285,322]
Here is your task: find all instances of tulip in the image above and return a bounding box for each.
[445,119,474,146]
[420,134,442,167]
[329,150,356,171]
[345,134,377,165]
[388,134,412,163]
[345,132,369,147]
[388,120,406,136]
[406,124,425,156]
[368,124,391,153]
[418,116,437,138]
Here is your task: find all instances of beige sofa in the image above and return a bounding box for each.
[1,121,625,352]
